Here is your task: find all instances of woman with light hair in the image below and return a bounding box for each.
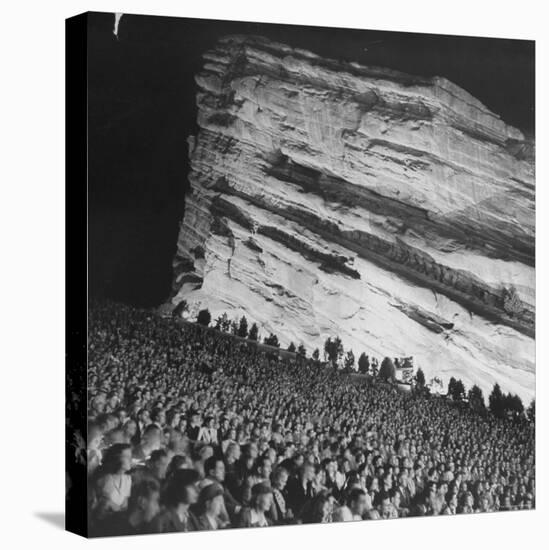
[237,483,273,528]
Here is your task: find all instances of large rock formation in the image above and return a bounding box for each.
[171,35,535,402]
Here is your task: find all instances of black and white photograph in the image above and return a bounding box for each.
[61,10,540,540]
[65,10,538,539]
[4,1,549,548]
[5,0,549,547]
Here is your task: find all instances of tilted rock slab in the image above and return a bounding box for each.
[171,35,535,402]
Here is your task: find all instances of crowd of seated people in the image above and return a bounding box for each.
[86,300,535,536]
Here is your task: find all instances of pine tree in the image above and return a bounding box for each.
[287,342,296,353]
[214,313,231,332]
[450,379,466,402]
[214,313,226,331]
[323,337,332,363]
[196,308,211,327]
[467,385,486,414]
[504,393,524,418]
[248,322,259,341]
[323,337,343,366]
[344,350,355,370]
[371,359,379,377]
[264,333,280,348]
[312,348,320,362]
[237,316,248,338]
[297,343,307,357]
[488,383,504,418]
[358,353,370,374]
[334,337,344,365]
[447,377,457,398]
[415,367,426,388]
[379,357,396,382]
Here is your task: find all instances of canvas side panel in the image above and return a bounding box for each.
[65,12,89,539]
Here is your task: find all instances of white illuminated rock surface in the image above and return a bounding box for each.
[171,35,535,403]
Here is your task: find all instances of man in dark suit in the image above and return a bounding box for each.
[286,462,316,519]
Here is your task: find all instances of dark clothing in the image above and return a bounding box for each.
[226,459,253,502]
[224,462,242,499]
[92,511,153,537]
[270,487,290,525]
[324,476,341,501]
[195,514,218,530]
[130,465,161,486]
[186,425,200,441]
[222,484,241,520]
[286,478,316,518]
[150,507,198,533]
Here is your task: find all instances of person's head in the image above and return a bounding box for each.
[205,416,215,428]
[463,491,474,508]
[205,456,226,482]
[116,408,128,425]
[301,462,316,482]
[151,408,166,426]
[102,443,132,474]
[162,469,201,508]
[244,442,259,460]
[138,409,151,424]
[129,479,160,522]
[294,453,305,468]
[199,483,225,517]
[323,458,337,477]
[368,476,379,492]
[190,412,202,426]
[149,449,170,480]
[225,442,241,462]
[166,454,193,478]
[166,410,181,428]
[178,417,188,432]
[347,488,367,517]
[304,494,331,524]
[87,423,103,450]
[427,467,438,482]
[256,456,273,480]
[251,483,273,512]
[447,493,458,509]
[199,445,214,462]
[91,393,107,414]
[271,467,289,491]
[101,413,119,433]
[167,428,187,452]
[142,424,162,450]
[479,494,490,512]
[123,419,137,439]
[391,489,401,509]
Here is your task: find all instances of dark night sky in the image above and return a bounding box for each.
[87,11,534,307]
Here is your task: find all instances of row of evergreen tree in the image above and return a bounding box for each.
[445,376,534,422]
[191,308,534,423]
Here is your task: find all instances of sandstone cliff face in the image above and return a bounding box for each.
[172,35,535,402]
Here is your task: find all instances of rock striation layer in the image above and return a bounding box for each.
[171,35,535,402]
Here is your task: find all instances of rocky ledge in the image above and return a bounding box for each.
[171,35,535,402]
